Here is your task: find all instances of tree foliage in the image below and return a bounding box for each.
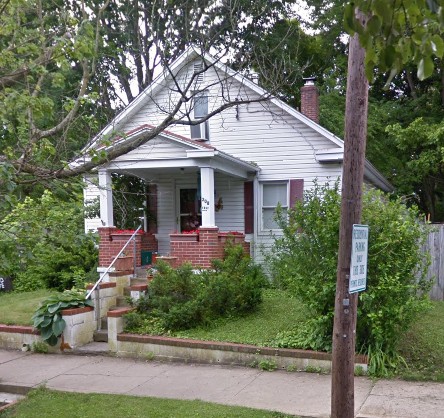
[0,190,98,291]
[386,118,444,221]
[0,0,298,206]
[344,0,444,83]
[267,182,431,375]
[300,1,444,220]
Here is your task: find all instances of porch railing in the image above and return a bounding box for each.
[86,225,142,330]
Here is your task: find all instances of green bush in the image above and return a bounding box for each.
[0,190,98,292]
[130,244,267,332]
[267,181,431,375]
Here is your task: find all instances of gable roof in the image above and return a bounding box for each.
[83,47,392,192]
[101,123,260,178]
[84,47,345,153]
[97,123,217,152]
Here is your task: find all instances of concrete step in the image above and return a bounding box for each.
[100,316,108,330]
[116,295,131,307]
[93,329,108,343]
[135,266,150,278]
[72,342,108,355]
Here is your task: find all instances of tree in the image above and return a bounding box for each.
[333,2,444,417]
[268,182,430,370]
[0,0,297,215]
[0,190,98,291]
[386,118,444,221]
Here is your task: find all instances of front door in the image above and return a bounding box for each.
[178,188,201,232]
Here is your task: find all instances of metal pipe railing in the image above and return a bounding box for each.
[86,225,142,300]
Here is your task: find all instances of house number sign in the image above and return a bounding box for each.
[201,197,210,212]
[349,224,369,293]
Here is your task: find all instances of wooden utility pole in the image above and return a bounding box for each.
[331,20,369,418]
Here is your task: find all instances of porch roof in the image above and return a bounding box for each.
[100,124,260,180]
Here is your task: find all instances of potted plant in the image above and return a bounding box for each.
[114,252,134,271]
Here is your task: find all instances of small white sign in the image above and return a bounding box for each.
[349,224,369,293]
[201,196,210,212]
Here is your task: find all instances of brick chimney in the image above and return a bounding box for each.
[300,77,319,123]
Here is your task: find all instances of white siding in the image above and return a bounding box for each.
[214,174,244,232]
[83,175,102,233]
[91,58,347,263]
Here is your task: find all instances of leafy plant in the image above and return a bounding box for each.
[354,365,366,377]
[258,359,277,371]
[32,289,93,346]
[304,365,327,374]
[127,244,267,332]
[267,180,431,375]
[31,341,49,354]
[0,191,98,292]
[286,364,298,372]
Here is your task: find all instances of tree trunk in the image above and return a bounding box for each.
[331,29,369,418]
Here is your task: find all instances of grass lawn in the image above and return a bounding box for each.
[0,290,56,326]
[397,301,444,381]
[0,387,298,418]
[1,288,443,382]
[169,289,307,346]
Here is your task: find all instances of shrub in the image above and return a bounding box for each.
[131,244,267,331]
[32,289,93,346]
[267,180,431,374]
[0,190,98,292]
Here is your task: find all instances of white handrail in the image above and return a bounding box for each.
[86,225,142,299]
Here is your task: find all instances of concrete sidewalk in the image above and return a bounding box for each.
[1,348,443,418]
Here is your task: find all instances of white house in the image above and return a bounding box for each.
[82,48,392,269]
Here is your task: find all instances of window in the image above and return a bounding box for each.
[190,92,210,140]
[194,93,208,118]
[262,182,288,230]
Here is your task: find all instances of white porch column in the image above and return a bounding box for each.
[98,170,114,226]
[200,167,215,227]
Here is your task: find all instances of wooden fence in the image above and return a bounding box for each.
[422,224,444,301]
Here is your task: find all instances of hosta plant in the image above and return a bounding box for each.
[32,289,93,346]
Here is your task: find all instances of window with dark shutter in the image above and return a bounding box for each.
[262,182,288,230]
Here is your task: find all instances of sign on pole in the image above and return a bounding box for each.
[349,224,369,293]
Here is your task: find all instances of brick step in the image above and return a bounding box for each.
[123,282,148,298]
[130,278,148,286]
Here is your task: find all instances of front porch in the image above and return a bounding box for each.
[90,128,258,270]
[98,226,250,269]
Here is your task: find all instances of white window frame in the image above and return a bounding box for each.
[260,181,289,232]
[190,91,210,140]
